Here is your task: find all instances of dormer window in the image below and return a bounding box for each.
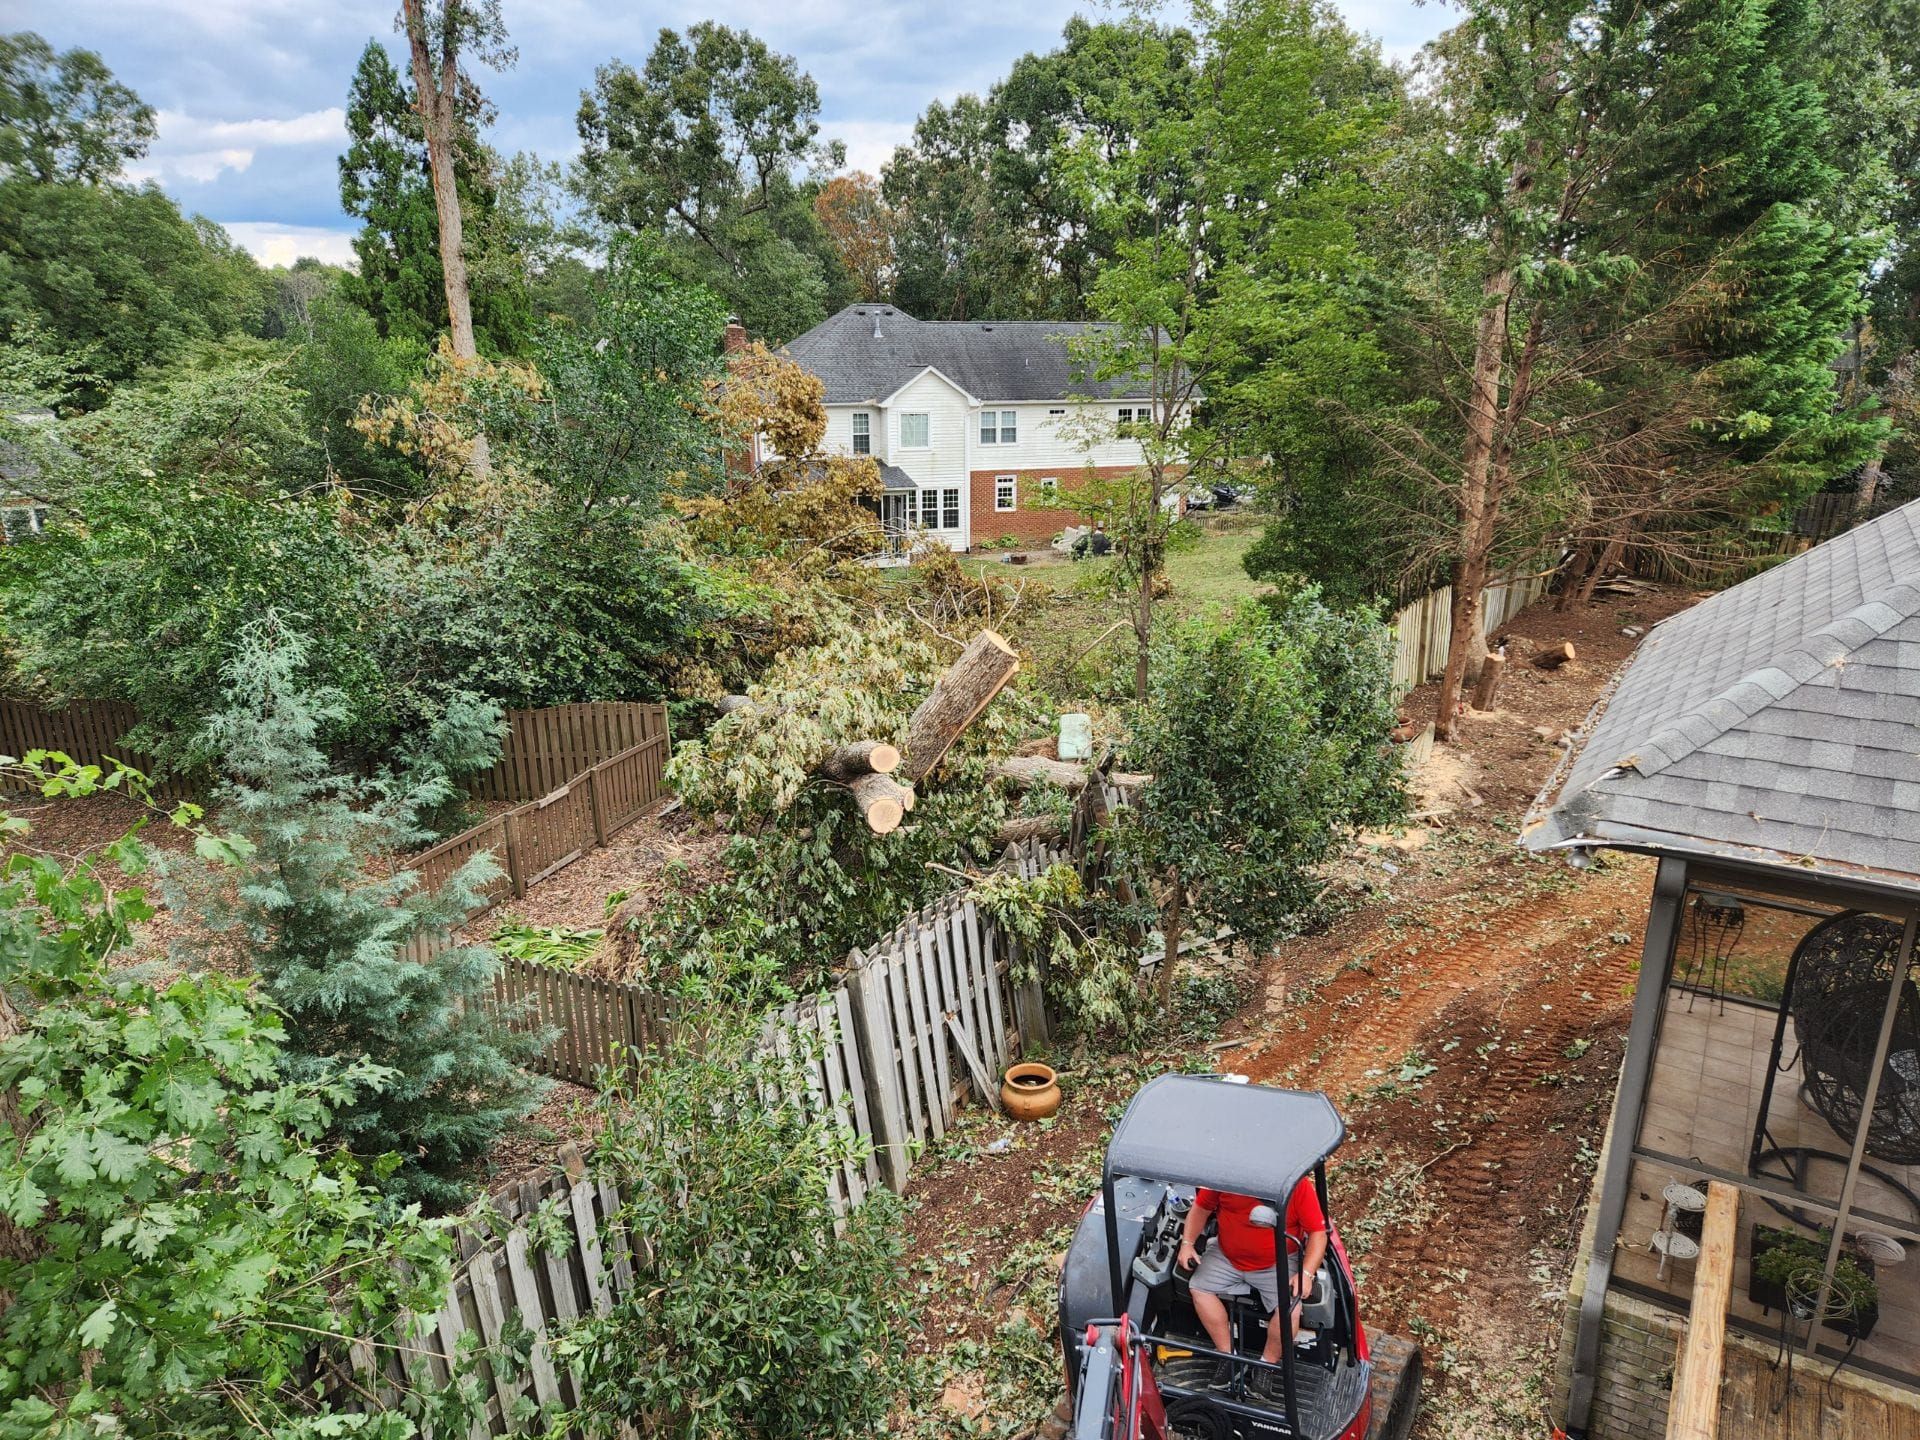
[852,412,871,454]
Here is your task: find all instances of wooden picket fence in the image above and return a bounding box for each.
[1388,562,1553,692]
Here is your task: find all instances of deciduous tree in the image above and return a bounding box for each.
[0,32,154,184]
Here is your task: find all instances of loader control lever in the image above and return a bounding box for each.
[1130,1194,1187,1290]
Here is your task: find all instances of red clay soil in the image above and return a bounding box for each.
[897,581,1700,1438]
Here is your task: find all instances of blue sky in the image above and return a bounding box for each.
[19,1,1453,268]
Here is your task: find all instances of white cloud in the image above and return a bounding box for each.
[217,222,360,269]
[831,119,915,178]
[128,106,347,186]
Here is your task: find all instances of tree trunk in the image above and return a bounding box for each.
[847,773,913,834]
[401,0,488,480]
[899,630,1020,782]
[818,741,901,783]
[995,815,1064,847]
[1471,652,1506,711]
[1434,265,1513,741]
[1575,539,1623,605]
[992,756,1091,792]
[1154,878,1184,1014]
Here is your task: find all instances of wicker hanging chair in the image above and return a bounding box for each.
[1788,913,1920,1166]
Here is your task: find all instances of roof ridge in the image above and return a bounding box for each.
[1623,567,1920,780]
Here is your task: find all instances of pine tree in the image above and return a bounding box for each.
[185,618,544,1210]
[337,39,529,355]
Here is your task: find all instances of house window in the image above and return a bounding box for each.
[851,412,870,454]
[995,476,1017,512]
[1037,477,1061,506]
[942,488,962,529]
[980,410,1017,444]
[900,412,930,448]
[1048,407,1066,417]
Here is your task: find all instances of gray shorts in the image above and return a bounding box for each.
[1190,1244,1299,1315]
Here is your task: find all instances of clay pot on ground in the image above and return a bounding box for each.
[1002,1062,1062,1121]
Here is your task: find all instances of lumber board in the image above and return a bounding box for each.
[1668,1181,1738,1440]
[568,1179,611,1315]
[503,1229,562,1410]
[835,983,883,1190]
[909,927,950,1136]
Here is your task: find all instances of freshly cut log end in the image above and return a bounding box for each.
[900,629,1020,782]
[1533,642,1577,670]
[817,740,901,782]
[848,773,914,834]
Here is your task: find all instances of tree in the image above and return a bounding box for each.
[557,1009,914,1439]
[0,32,154,184]
[1058,0,1396,699]
[812,171,895,301]
[0,757,463,1439]
[1121,596,1402,1010]
[339,37,529,355]
[180,620,543,1211]
[575,23,851,340]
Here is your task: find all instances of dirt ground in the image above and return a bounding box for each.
[897,580,1700,1439]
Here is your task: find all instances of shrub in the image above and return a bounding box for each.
[556,1010,914,1439]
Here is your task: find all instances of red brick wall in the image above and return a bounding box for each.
[969,465,1127,546]
[968,465,1189,546]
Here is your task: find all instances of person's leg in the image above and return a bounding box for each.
[1255,1264,1289,1364]
[1191,1286,1232,1353]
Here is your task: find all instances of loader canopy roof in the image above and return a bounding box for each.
[1103,1075,1346,1202]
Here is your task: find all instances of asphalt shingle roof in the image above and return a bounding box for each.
[1522,497,1920,893]
[779,304,1154,405]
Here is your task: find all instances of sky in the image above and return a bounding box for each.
[16,1,1454,269]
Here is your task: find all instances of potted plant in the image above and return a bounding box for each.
[1749,1224,1879,1340]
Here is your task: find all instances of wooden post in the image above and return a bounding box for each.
[1667,1181,1738,1440]
[1471,652,1506,711]
[586,765,608,847]
[503,811,526,898]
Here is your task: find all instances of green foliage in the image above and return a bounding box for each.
[1121,594,1403,978]
[175,621,543,1210]
[285,290,431,498]
[0,178,264,402]
[575,23,852,341]
[1751,1227,1877,1318]
[975,862,1148,1042]
[490,920,601,971]
[0,756,460,1439]
[556,1011,914,1439]
[0,32,154,184]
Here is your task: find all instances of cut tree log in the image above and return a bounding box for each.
[848,773,914,834]
[1533,642,1577,670]
[995,815,1065,846]
[715,694,754,717]
[899,630,1020,783]
[817,740,901,782]
[992,755,1090,792]
[1471,652,1506,710]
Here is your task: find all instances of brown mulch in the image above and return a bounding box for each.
[895,582,1698,1430]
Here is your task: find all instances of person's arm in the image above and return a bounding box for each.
[1178,1197,1214,1271]
[1294,1227,1329,1298]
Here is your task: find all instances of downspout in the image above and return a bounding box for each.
[1562,856,1687,1438]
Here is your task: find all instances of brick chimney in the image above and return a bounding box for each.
[723,316,749,353]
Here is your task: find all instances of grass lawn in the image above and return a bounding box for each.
[891,511,1273,704]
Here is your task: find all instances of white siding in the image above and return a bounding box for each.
[821,404,884,463]
[879,371,972,546]
[972,402,1153,471]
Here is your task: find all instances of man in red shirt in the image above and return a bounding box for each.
[1176,1177,1329,1387]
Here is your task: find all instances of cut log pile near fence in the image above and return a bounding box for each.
[1389,563,1553,694]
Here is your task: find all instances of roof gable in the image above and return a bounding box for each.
[1524,498,1920,892]
[877,364,980,408]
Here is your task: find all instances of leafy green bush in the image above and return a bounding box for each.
[0,756,463,1439]
[557,1011,914,1439]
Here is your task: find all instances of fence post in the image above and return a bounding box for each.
[586,765,608,847]
[503,812,526,899]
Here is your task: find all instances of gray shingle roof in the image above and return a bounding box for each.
[1522,497,1920,893]
[779,304,1154,405]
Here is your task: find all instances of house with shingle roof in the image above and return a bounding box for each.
[1523,498,1920,1439]
[764,304,1183,550]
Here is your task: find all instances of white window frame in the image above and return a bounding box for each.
[1047,407,1066,417]
[851,411,870,454]
[999,410,1017,444]
[994,475,1017,512]
[1037,477,1062,506]
[980,409,1017,445]
[942,487,962,530]
[899,412,930,448]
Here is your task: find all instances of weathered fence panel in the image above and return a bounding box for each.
[468,703,669,803]
[0,697,192,799]
[1388,562,1553,693]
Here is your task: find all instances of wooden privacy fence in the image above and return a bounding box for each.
[467,703,669,803]
[1389,563,1553,692]
[0,697,192,800]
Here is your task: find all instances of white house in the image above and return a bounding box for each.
[761,304,1179,551]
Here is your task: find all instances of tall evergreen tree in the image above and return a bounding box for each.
[183,619,543,1211]
[337,38,528,354]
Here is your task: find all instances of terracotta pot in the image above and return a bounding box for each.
[1002,1062,1062,1121]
